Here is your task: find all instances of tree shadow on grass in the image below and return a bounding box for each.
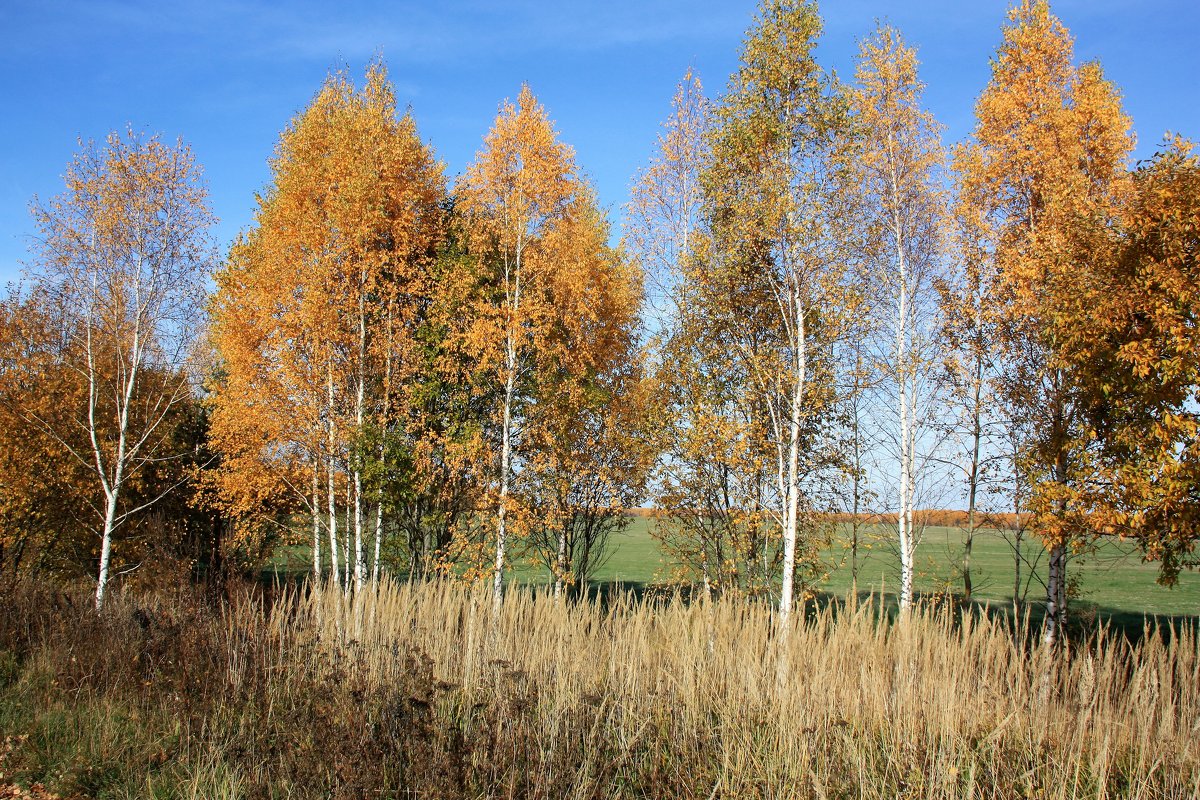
[805,587,1199,646]
[248,564,1196,647]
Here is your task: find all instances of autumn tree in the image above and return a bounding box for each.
[20,130,215,610]
[959,0,1133,643]
[0,289,220,590]
[0,293,99,581]
[520,197,650,597]
[626,70,755,599]
[626,70,755,598]
[456,85,582,607]
[653,318,783,599]
[699,0,866,620]
[1060,137,1200,584]
[937,163,1006,602]
[208,63,445,591]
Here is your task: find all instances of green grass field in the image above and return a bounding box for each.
[542,518,1200,621]
[270,517,1199,622]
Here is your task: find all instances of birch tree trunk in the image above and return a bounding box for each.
[89,301,136,610]
[95,488,119,609]
[1044,428,1069,645]
[88,263,147,611]
[327,364,340,590]
[895,202,914,614]
[373,302,392,584]
[495,333,517,610]
[312,459,321,584]
[852,27,947,618]
[353,276,366,595]
[1044,542,1066,645]
[344,490,352,589]
[494,238,522,611]
[778,287,806,624]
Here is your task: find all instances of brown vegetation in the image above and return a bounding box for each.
[0,580,1196,798]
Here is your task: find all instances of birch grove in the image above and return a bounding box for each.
[3,3,1198,637]
[209,64,445,591]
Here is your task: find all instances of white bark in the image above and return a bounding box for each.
[353,274,366,595]
[312,459,321,584]
[494,232,524,611]
[353,473,364,593]
[495,334,516,610]
[327,363,340,590]
[1044,542,1065,645]
[373,303,392,584]
[89,253,145,610]
[894,182,915,614]
[95,490,118,609]
[344,490,352,588]
[778,287,806,624]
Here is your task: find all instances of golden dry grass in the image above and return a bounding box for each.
[2,579,1197,798]
[280,581,1200,798]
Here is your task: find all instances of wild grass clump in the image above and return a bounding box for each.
[0,579,1197,798]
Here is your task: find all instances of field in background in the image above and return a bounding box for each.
[270,516,1200,622]
[593,518,1200,620]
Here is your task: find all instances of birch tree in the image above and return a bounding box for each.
[625,68,711,333]
[626,70,743,598]
[628,68,758,597]
[852,24,947,612]
[522,197,650,598]
[28,129,215,610]
[703,0,864,621]
[457,85,579,608]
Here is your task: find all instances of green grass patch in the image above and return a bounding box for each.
[265,516,1199,622]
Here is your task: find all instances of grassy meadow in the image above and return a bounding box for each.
[7,519,1187,797]
[545,519,1200,622]
[2,579,1199,798]
[270,517,1200,625]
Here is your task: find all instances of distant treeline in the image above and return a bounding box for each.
[631,509,1026,530]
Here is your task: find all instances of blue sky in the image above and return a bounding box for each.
[2,0,1197,286]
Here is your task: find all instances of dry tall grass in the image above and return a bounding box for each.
[1,579,1197,798]
[287,581,1200,798]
